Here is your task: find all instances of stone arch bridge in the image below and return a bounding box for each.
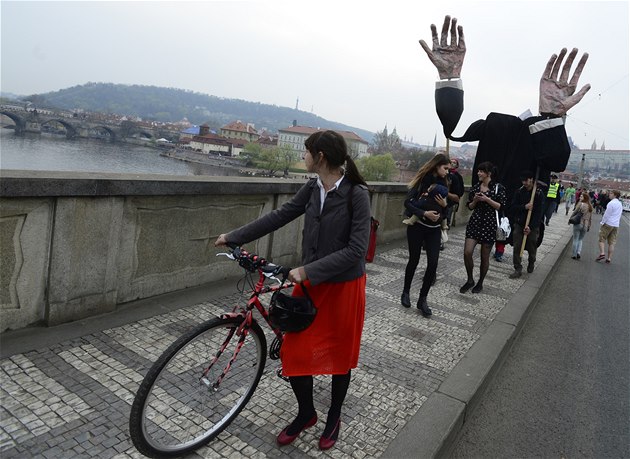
[0,106,167,142]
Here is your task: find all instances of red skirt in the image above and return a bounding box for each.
[280,275,366,376]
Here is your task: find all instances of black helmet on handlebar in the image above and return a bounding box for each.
[269,287,316,333]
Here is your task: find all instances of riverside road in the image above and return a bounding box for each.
[1,210,628,458]
[450,212,630,458]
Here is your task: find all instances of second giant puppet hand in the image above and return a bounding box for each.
[419,15,591,199]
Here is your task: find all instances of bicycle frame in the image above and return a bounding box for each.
[202,263,292,391]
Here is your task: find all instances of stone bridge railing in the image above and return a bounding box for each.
[0,171,471,333]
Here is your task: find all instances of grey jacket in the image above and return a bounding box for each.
[227,177,371,285]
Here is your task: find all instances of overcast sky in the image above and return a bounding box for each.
[2,0,628,150]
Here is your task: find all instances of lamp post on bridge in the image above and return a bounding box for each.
[578,153,586,190]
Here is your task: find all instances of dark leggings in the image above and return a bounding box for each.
[287,371,351,436]
[463,238,492,285]
[403,224,441,298]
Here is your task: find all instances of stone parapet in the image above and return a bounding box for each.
[0,170,471,332]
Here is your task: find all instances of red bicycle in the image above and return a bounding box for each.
[129,243,292,458]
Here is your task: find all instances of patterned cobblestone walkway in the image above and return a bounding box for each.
[0,217,570,458]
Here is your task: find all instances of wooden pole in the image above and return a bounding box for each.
[519,167,540,257]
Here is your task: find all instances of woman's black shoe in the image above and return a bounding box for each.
[459,280,475,293]
[417,297,432,317]
[472,282,483,293]
[401,292,411,308]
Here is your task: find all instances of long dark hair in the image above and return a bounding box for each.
[408,153,450,190]
[580,192,593,213]
[477,161,498,186]
[304,130,368,187]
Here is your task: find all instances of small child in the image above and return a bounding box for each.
[403,183,448,225]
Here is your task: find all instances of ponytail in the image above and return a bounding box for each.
[344,155,368,187]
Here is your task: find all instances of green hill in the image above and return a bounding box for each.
[23,83,374,141]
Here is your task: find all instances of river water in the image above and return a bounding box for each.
[0,129,242,177]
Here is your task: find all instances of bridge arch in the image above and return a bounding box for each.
[88,125,117,142]
[40,118,78,139]
[0,111,26,134]
[132,130,154,140]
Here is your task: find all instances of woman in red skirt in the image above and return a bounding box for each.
[215,130,370,450]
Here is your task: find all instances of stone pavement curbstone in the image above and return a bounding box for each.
[381,391,465,459]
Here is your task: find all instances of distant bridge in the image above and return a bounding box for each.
[0,105,174,142]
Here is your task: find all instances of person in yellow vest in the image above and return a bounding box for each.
[543,174,560,225]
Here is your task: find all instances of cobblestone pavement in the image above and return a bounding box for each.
[0,217,570,458]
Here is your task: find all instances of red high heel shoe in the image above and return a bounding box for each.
[318,418,341,450]
[276,415,317,446]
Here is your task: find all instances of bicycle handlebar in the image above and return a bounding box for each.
[220,243,291,279]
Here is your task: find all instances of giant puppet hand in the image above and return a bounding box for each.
[419,15,466,137]
[419,15,466,79]
[539,48,591,116]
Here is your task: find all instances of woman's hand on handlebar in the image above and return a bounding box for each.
[214,234,228,247]
[288,266,307,283]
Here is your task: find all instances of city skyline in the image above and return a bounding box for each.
[2,1,629,150]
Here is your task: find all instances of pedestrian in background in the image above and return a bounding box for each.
[543,174,560,225]
[508,170,544,278]
[596,190,623,264]
[493,240,506,262]
[446,158,465,228]
[215,130,371,451]
[401,153,450,316]
[570,192,592,260]
[564,183,576,215]
[460,161,506,294]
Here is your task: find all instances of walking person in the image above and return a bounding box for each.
[508,170,544,278]
[493,241,506,262]
[400,153,450,316]
[446,157,465,228]
[543,174,560,225]
[570,192,592,259]
[564,183,576,215]
[214,130,371,450]
[460,161,507,293]
[596,190,623,264]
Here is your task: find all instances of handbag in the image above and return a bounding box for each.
[346,185,379,263]
[365,217,380,263]
[494,185,511,242]
[568,210,583,225]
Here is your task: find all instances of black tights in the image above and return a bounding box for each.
[463,238,492,286]
[403,224,441,298]
[286,371,351,436]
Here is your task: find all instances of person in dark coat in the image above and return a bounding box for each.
[508,170,544,278]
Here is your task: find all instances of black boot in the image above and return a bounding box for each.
[417,297,432,317]
[401,291,411,308]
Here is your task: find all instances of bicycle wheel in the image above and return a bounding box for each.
[129,316,267,458]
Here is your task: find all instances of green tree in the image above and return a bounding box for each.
[358,153,397,182]
[408,150,435,171]
[245,143,299,176]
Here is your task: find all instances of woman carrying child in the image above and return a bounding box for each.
[400,153,450,316]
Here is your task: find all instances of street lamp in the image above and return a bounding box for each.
[578,153,586,190]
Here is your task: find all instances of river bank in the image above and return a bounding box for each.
[161,149,310,180]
